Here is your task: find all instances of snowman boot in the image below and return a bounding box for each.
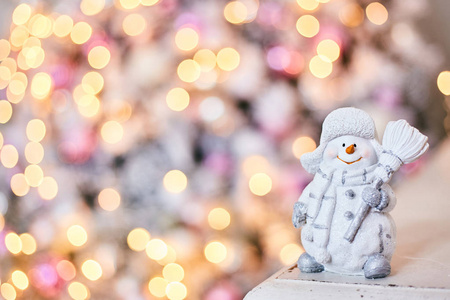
[363,253,391,279]
[297,252,324,273]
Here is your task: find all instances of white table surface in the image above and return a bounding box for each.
[245,139,450,299]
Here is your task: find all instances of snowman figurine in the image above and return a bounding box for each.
[292,107,428,279]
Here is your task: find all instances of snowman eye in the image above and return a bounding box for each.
[342,143,345,147]
[354,144,357,147]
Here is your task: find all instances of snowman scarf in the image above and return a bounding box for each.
[305,163,377,261]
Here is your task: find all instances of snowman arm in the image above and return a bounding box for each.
[292,184,312,228]
[377,184,396,213]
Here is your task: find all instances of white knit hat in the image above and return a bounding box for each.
[301,107,379,174]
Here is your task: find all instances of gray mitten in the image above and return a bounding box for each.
[292,202,307,228]
[362,187,381,208]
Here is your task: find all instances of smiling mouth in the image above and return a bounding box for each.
[337,156,362,165]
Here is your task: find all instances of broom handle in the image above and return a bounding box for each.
[344,179,383,243]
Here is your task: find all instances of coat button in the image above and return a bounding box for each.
[345,189,355,199]
[344,211,354,220]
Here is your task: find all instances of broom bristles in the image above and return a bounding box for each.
[382,120,429,164]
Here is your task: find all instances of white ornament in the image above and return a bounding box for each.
[293,107,428,278]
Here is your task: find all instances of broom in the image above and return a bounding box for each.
[344,119,429,243]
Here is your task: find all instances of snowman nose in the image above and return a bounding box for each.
[346,144,355,154]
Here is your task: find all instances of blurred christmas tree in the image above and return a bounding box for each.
[0,0,448,299]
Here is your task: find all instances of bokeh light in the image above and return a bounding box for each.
[38,176,58,200]
[68,282,89,300]
[101,121,124,144]
[80,0,105,16]
[163,170,188,193]
[193,49,216,72]
[82,71,104,95]
[81,259,103,281]
[57,260,77,281]
[0,40,11,60]
[249,173,272,196]
[5,232,22,254]
[224,1,248,25]
[292,136,317,159]
[11,270,29,290]
[20,233,37,255]
[0,100,13,124]
[339,3,364,28]
[119,0,140,10]
[98,188,121,211]
[1,283,16,300]
[127,228,151,251]
[70,22,92,44]
[366,2,388,26]
[177,59,201,82]
[163,263,185,282]
[316,39,340,62]
[216,48,240,71]
[1,145,19,168]
[24,164,44,187]
[26,119,46,142]
[12,4,32,26]
[88,46,111,69]
[166,88,190,112]
[67,225,88,247]
[204,241,227,264]
[175,27,199,51]
[148,277,168,297]
[53,15,74,37]
[279,243,303,265]
[437,71,450,96]
[122,13,147,36]
[166,282,187,300]
[309,55,333,78]
[297,0,319,11]
[10,173,30,197]
[146,239,168,260]
[208,208,231,230]
[296,15,320,38]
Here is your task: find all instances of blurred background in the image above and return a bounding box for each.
[0,0,449,299]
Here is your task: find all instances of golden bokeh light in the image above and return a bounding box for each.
[296,15,320,38]
[31,72,53,99]
[100,121,124,144]
[56,260,77,281]
[166,87,190,112]
[122,13,147,36]
[0,100,13,124]
[2,58,18,79]
[8,72,28,96]
[208,208,231,230]
[241,155,271,177]
[366,2,388,26]
[68,282,89,300]
[77,95,101,118]
[71,22,93,44]
[88,46,111,69]
[157,245,177,265]
[204,241,227,264]
[10,173,30,197]
[437,71,450,96]
[10,25,29,48]
[141,0,160,6]
[193,49,216,72]
[11,270,29,290]
[166,282,187,300]
[249,173,272,196]
[316,39,340,62]
[19,233,37,255]
[53,15,74,38]
[12,4,32,26]
[25,142,44,164]
[38,176,58,200]
[28,14,53,38]
[0,214,4,232]
[1,283,16,300]
[146,239,168,260]
[26,119,46,142]
[175,27,199,51]
[98,188,121,211]
[21,45,45,69]
[0,39,11,61]
[0,66,12,90]
[81,259,103,281]
[297,0,319,11]
[24,164,44,187]
[80,0,105,16]
[177,59,201,83]
[163,263,185,282]
[148,277,168,298]
[309,55,332,78]
[82,71,104,95]
[163,170,188,193]
[127,228,151,251]
[292,136,317,159]
[119,0,140,10]
[0,132,3,150]
[216,47,240,71]
[1,144,19,168]
[339,3,364,28]
[224,1,248,25]
[279,243,303,265]
[5,232,22,254]
[67,225,88,247]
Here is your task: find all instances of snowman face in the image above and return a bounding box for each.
[322,136,377,170]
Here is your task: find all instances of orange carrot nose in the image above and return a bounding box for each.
[346,144,355,154]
